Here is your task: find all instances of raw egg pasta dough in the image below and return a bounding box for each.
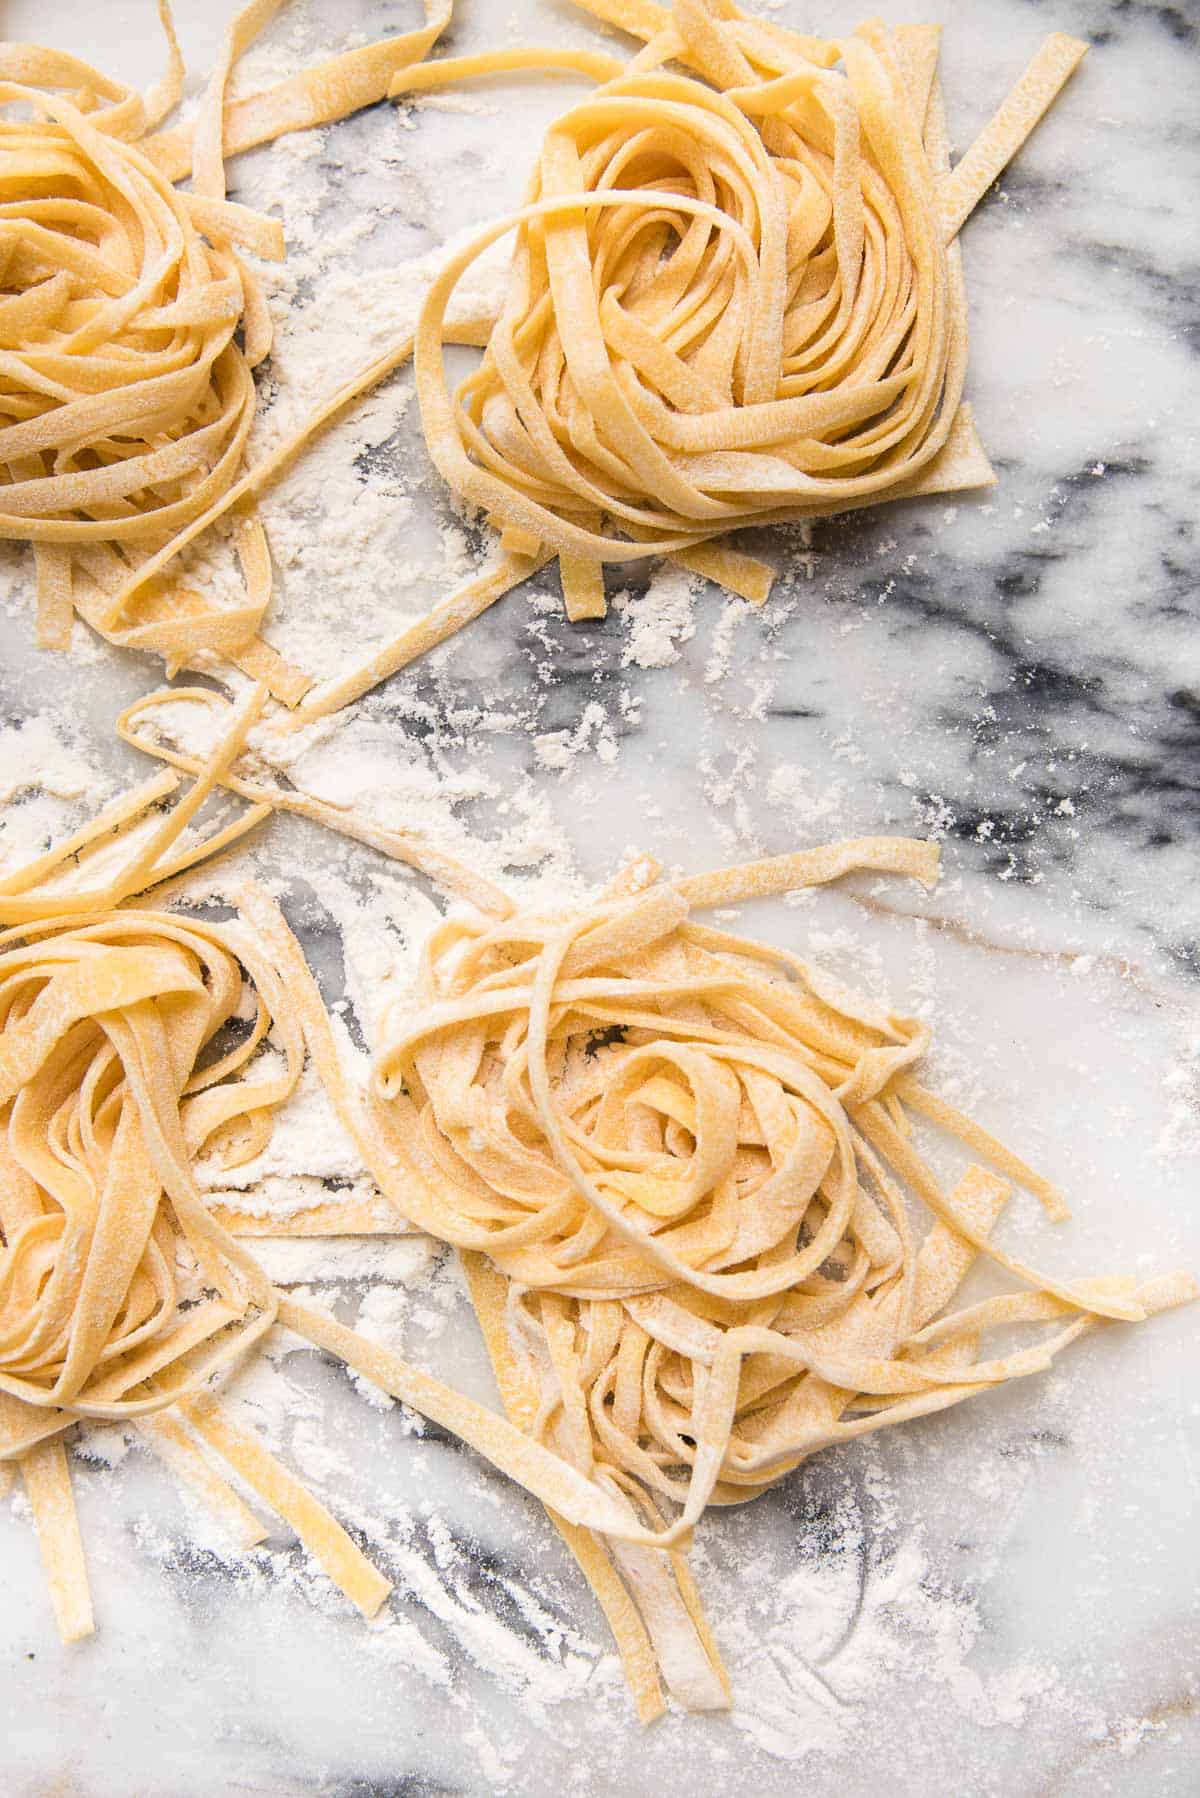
[0,890,426,1637]
[399,0,1087,628]
[0,901,296,1636]
[0,0,452,691]
[0,743,640,1644]
[0,0,1181,1720]
[364,866,1193,1606]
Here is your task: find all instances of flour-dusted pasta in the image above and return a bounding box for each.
[274,0,1092,719]
[0,682,271,925]
[0,1,451,687]
[116,683,518,915]
[0,0,1089,714]
[0,708,406,1637]
[273,0,1092,721]
[355,856,1194,1707]
[400,0,1087,624]
[2,781,1193,1711]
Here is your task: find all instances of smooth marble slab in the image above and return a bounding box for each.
[1,2,1198,1793]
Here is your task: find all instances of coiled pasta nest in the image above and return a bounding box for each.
[0,909,298,1443]
[374,875,1190,1537]
[0,42,281,655]
[414,7,991,612]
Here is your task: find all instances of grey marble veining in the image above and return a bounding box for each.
[1,1,1198,1794]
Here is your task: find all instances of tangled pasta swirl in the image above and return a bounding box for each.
[0,2,452,680]
[0,66,278,542]
[0,20,289,669]
[374,876,1191,1545]
[414,4,984,598]
[0,909,300,1450]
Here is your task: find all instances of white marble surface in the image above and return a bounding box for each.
[2,2,1199,1793]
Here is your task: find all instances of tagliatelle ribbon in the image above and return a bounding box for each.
[387,0,1088,639]
[0,2,452,692]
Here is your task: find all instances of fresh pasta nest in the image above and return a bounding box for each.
[0,909,296,1444]
[0,0,1092,709]
[0,892,400,1646]
[0,27,283,661]
[0,900,302,1656]
[0,84,269,547]
[0,1,452,686]
[0,758,1193,1715]
[372,871,1196,1565]
[419,43,972,571]
[412,1,1088,618]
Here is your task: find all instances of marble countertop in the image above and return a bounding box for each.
[2,1,1198,1793]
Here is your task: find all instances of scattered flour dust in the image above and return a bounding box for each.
[174,218,517,680]
[615,565,701,669]
[705,597,747,684]
[0,711,100,875]
[534,701,619,776]
[1155,1026,1200,1162]
[719,1524,1054,1762]
[0,140,1178,1748]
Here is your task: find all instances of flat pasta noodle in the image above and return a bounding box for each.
[143,3,453,183]
[211,1194,408,1237]
[135,1408,269,1549]
[0,2,453,691]
[21,1437,94,1644]
[177,1391,394,1619]
[115,683,516,916]
[939,33,1088,242]
[363,854,1194,1569]
[387,0,1088,655]
[0,682,272,925]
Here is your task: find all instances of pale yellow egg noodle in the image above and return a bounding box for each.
[1,0,1194,1734]
[401,0,1089,635]
[0,714,1193,1720]
[3,0,1088,720]
[0,0,453,696]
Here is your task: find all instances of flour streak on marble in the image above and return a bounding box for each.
[1,0,1198,1794]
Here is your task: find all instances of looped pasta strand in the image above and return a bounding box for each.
[368,861,1195,1551]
